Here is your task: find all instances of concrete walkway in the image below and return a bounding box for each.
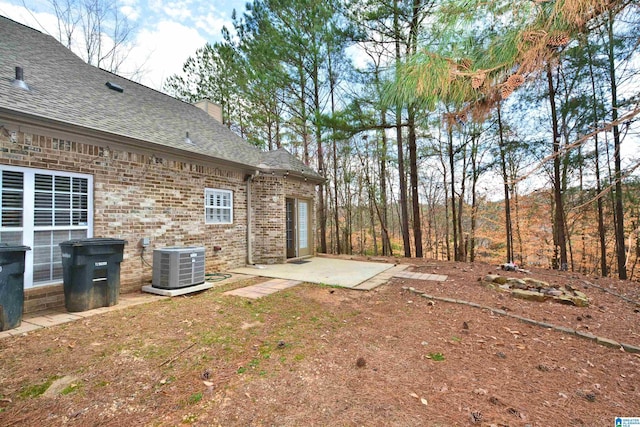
[0,293,166,339]
[223,278,302,299]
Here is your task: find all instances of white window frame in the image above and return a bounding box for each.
[0,165,93,288]
[205,188,233,225]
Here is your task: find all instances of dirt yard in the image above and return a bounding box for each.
[1,257,639,426]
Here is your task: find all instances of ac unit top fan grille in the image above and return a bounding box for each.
[152,246,205,289]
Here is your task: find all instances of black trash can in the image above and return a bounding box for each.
[0,244,30,331]
[59,238,127,312]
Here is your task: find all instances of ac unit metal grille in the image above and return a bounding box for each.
[152,247,205,289]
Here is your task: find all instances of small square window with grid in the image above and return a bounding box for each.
[205,189,233,224]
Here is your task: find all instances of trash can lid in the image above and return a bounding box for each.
[59,238,127,247]
[0,243,31,252]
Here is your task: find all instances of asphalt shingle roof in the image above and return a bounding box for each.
[259,148,324,181]
[0,16,322,182]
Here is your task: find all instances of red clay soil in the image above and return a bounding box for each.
[0,257,639,426]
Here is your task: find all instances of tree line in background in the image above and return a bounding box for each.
[161,0,640,279]
[156,0,640,279]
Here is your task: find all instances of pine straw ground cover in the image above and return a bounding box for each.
[0,259,639,426]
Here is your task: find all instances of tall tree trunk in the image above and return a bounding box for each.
[447,125,459,260]
[547,64,568,270]
[298,63,310,166]
[606,12,627,279]
[394,0,411,257]
[406,0,423,258]
[456,142,467,262]
[586,41,608,276]
[497,105,514,263]
[369,178,379,256]
[328,55,340,254]
[469,132,480,263]
[513,184,524,264]
[313,61,327,253]
[379,112,392,256]
[408,106,423,257]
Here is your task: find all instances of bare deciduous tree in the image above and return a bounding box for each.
[47,0,137,75]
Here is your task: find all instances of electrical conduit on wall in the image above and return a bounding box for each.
[246,170,259,265]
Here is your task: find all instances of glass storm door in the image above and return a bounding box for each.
[285,198,311,258]
[297,200,310,257]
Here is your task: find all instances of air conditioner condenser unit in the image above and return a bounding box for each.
[152,246,205,289]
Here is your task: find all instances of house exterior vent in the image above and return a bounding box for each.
[12,66,29,90]
[152,246,205,289]
[105,81,123,92]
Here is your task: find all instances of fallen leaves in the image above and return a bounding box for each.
[409,393,428,406]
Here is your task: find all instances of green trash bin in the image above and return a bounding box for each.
[0,244,30,331]
[59,238,127,312]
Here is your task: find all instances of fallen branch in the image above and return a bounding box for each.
[402,286,640,354]
[159,342,197,367]
[581,280,640,307]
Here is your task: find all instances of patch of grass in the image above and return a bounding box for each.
[61,383,82,395]
[237,367,247,374]
[134,343,172,361]
[187,392,203,404]
[18,376,59,398]
[426,352,446,361]
[451,336,462,342]
[293,354,305,362]
[258,343,272,359]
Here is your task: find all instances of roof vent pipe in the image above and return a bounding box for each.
[12,66,29,91]
[185,131,193,144]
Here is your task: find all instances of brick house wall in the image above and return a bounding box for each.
[252,175,317,264]
[2,128,314,313]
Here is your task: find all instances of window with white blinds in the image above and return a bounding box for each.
[0,166,93,287]
[205,189,233,224]
[0,170,24,245]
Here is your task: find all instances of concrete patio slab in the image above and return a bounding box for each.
[230,257,395,288]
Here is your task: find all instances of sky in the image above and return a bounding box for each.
[0,0,247,90]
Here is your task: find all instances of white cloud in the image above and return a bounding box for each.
[128,20,206,90]
[0,2,61,39]
[120,5,140,21]
[194,12,228,37]
[345,43,374,71]
[163,0,192,21]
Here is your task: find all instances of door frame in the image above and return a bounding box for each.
[285,197,312,259]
